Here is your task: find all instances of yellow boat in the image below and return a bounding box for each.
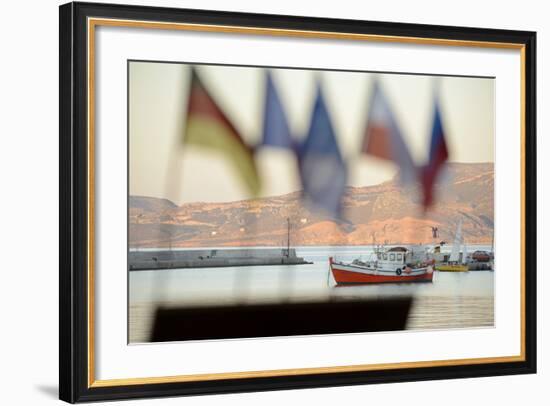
[436,263,469,272]
[435,219,469,272]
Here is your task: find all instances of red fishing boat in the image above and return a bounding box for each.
[330,246,434,285]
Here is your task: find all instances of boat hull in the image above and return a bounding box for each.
[330,260,434,285]
[436,264,469,272]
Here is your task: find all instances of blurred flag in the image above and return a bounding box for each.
[421,97,449,208]
[184,68,260,195]
[362,81,416,185]
[298,83,347,218]
[261,71,294,149]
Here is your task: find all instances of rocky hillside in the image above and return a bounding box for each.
[129,163,494,247]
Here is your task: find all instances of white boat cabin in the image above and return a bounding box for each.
[376,247,409,267]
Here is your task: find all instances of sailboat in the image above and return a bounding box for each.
[436,219,469,272]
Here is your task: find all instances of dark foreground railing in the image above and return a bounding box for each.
[150,297,413,342]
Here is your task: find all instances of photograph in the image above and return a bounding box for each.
[128,61,495,343]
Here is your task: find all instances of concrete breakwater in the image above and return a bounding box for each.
[129,248,311,271]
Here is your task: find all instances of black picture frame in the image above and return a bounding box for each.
[60,1,536,403]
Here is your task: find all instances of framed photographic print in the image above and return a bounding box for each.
[59,1,536,403]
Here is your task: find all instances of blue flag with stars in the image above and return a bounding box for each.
[298,83,347,218]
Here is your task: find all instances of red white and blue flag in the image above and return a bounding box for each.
[421,97,449,208]
[362,81,416,185]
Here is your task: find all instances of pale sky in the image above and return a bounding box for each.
[129,61,494,205]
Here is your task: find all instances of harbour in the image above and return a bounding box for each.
[129,245,494,343]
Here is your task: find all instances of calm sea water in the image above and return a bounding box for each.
[129,246,494,343]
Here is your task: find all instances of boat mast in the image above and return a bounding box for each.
[286,217,290,258]
[449,218,463,262]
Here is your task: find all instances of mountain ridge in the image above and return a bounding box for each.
[130,162,494,247]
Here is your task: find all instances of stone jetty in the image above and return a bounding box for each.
[129,248,311,271]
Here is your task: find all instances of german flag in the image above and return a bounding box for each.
[184,68,260,196]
